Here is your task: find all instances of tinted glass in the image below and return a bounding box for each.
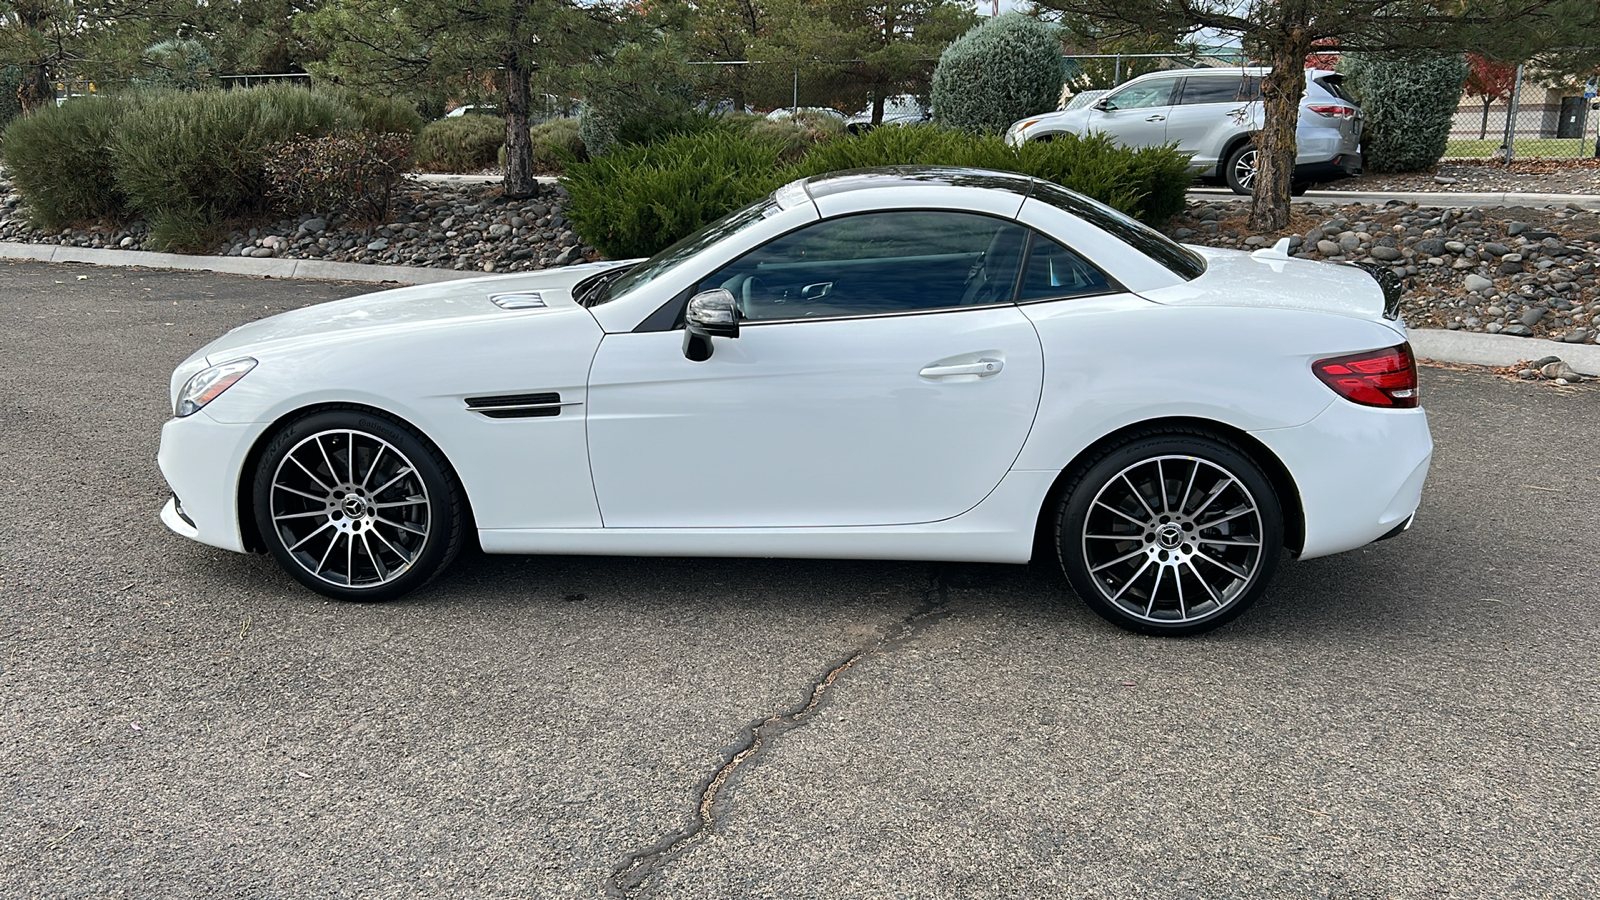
[1313,75,1351,102]
[1018,237,1113,301]
[697,211,1028,321]
[1179,75,1246,106]
[1030,181,1206,281]
[1240,75,1263,101]
[1106,78,1177,110]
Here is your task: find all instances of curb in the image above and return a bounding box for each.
[3,237,1597,377]
[1409,329,1600,376]
[408,173,561,186]
[0,242,480,285]
[1189,187,1600,210]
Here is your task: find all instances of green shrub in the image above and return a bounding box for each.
[1339,52,1468,173]
[797,125,1192,223]
[742,115,839,163]
[111,85,358,249]
[264,131,413,221]
[315,86,423,136]
[0,98,128,227]
[564,123,1194,258]
[932,14,1063,134]
[577,43,697,156]
[414,114,504,173]
[563,128,791,258]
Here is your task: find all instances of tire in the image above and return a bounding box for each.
[1224,143,1258,195]
[1290,180,1311,197]
[1055,431,1284,636]
[252,409,466,602]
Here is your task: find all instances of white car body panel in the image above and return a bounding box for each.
[587,305,1044,528]
[157,168,1430,594]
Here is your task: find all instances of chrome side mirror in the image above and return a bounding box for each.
[683,288,739,361]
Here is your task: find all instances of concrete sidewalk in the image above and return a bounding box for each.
[4,236,1597,376]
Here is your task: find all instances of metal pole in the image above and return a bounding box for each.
[1114,55,1122,85]
[1503,63,1524,165]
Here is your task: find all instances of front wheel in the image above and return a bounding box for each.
[1225,143,1258,195]
[253,409,466,602]
[1055,432,1284,636]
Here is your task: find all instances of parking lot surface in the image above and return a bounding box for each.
[2,259,1597,898]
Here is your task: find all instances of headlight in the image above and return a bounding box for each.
[175,358,256,417]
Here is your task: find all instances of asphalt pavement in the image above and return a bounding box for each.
[2,259,1598,899]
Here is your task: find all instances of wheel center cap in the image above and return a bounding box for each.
[342,495,368,518]
[1157,524,1184,549]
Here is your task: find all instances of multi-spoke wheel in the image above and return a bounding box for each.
[1056,432,1283,636]
[253,410,465,601]
[1225,143,1259,195]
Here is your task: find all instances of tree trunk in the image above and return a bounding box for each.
[18,63,51,113]
[871,91,885,127]
[501,0,538,200]
[1248,42,1310,234]
[1479,99,1490,140]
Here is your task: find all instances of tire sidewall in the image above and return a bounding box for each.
[252,409,461,602]
[1225,143,1258,195]
[1056,433,1284,636]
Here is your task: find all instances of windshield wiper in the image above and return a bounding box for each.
[575,265,633,308]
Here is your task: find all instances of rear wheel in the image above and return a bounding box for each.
[253,409,465,602]
[1056,432,1283,636]
[1225,143,1258,195]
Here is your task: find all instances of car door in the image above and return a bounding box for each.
[1083,76,1179,149]
[1162,74,1258,170]
[586,210,1046,529]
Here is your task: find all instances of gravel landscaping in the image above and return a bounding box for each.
[0,176,595,275]
[1166,200,1600,345]
[1322,158,1600,195]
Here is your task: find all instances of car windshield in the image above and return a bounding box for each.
[587,194,782,306]
[1030,181,1206,280]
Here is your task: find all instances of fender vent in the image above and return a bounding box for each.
[466,392,564,418]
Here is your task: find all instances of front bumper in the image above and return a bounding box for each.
[1252,398,1432,559]
[156,412,268,553]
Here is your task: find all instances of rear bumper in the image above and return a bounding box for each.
[1251,399,1431,559]
[1294,152,1363,183]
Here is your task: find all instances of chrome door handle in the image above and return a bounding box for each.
[1145,115,1166,122]
[919,358,1004,378]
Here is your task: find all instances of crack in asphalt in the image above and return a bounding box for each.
[606,566,953,899]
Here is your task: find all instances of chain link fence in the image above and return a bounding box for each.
[1450,63,1599,161]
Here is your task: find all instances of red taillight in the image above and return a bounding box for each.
[1312,344,1418,409]
[1307,104,1355,118]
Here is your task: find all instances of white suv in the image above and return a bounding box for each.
[1006,67,1363,194]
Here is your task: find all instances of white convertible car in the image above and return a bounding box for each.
[158,167,1432,635]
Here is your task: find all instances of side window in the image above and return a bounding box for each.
[1106,79,1177,110]
[1178,76,1246,106]
[696,211,1028,321]
[1017,236,1113,302]
[1240,75,1263,101]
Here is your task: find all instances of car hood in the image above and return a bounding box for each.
[191,260,627,366]
[1139,245,1402,332]
[1019,108,1091,133]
